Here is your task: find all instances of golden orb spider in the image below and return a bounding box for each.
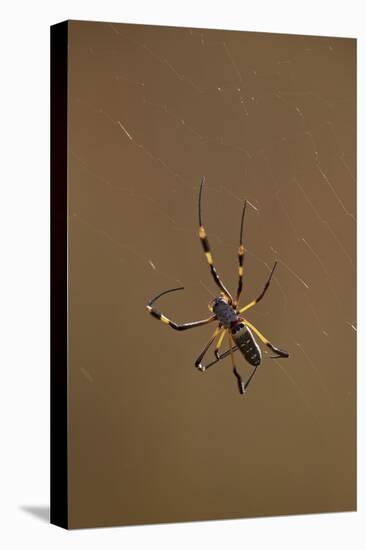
[146,177,289,395]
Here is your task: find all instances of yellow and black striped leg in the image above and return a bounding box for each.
[242,318,289,359]
[195,329,240,371]
[199,177,233,303]
[146,287,216,331]
[214,329,226,360]
[195,327,222,371]
[233,201,246,308]
[213,329,239,361]
[203,340,240,370]
[229,333,245,394]
[239,261,277,314]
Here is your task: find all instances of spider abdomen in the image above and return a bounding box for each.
[232,323,262,367]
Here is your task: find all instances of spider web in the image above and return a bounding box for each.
[71,22,355,390]
[67,21,356,519]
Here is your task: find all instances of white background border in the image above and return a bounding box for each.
[0,1,363,548]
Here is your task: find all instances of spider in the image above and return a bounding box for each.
[146,177,289,395]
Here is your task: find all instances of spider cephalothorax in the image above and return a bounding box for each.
[146,177,289,395]
[211,297,237,328]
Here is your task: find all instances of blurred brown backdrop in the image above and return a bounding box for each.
[67,20,356,528]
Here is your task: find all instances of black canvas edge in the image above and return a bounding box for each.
[50,20,69,529]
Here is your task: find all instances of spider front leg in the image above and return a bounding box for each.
[198,177,233,303]
[233,200,247,308]
[146,287,216,331]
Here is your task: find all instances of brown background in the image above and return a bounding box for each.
[67,20,356,528]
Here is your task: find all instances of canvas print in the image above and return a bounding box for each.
[51,20,356,529]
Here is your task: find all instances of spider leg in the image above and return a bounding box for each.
[208,346,240,366]
[198,177,233,303]
[146,287,216,331]
[195,326,223,371]
[243,365,259,391]
[214,329,226,359]
[229,333,262,393]
[199,335,240,370]
[233,201,247,308]
[228,333,246,395]
[241,318,289,359]
[238,261,277,314]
